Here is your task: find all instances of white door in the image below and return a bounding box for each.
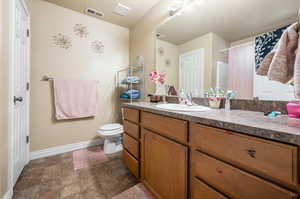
[12,0,30,184]
[179,49,204,97]
[216,61,229,90]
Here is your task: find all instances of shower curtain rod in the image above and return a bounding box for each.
[219,41,255,53]
[41,75,54,81]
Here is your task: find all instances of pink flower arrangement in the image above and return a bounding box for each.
[150,72,166,84]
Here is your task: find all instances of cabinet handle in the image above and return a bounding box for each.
[246,148,256,158]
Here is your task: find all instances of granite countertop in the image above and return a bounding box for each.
[122,102,300,146]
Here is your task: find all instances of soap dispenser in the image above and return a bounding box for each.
[225,90,237,111]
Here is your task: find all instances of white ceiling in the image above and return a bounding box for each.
[157,0,300,45]
[44,0,161,28]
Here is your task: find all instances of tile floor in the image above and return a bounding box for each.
[112,183,155,199]
[13,147,139,199]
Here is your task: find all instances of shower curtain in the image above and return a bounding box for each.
[228,43,255,99]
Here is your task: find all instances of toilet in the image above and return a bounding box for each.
[98,123,124,154]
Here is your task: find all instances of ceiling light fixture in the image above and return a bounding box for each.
[168,0,185,16]
[114,3,131,16]
[168,0,202,16]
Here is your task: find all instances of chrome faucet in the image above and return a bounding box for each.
[225,90,237,111]
[186,91,194,106]
[179,89,195,106]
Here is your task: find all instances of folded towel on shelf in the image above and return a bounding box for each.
[121,76,140,84]
[125,89,140,99]
[257,23,300,98]
[120,93,130,99]
[54,79,97,120]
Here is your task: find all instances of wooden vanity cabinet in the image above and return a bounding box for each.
[123,108,139,124]
[141,128,188,199]
[141,111,188,144]
[122,107,300,199]
[190,123,299,189]
[122,108,140,178]
[191,151,298,199]
[123,108,188,199]
[123,133,139,159]
[123,149,139,178]
[191,177,228,199]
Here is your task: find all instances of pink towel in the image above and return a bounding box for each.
[257,23,300,98]
[54,79,97,120]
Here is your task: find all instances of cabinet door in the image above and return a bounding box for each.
[191,177,228,199]
[141,128,188,199]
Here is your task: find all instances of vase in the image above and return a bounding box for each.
[155,83,167,96]
[208,98,222,109]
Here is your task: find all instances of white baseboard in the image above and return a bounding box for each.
[30,139,103,160]
[3,188,13,199]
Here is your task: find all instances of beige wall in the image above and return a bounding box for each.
[154,33,230,92]
[30,0,129,151]
[156,39,179,88]
[177,32,229,90]
[230,22,292,47]
[211,33,230,87]
[130,0,173,95]
[179,33,214,91]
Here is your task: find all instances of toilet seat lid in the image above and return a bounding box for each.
[98,128,123,136]
[99,123,123,131]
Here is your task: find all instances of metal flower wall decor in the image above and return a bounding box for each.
[73,24,89,38]
[53,33,72,49]
[158,47,164,56]
[91,40,104,55]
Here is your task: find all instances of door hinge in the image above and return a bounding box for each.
[26,136,30,144]
[27,29,30,37]
[26,82,30,90]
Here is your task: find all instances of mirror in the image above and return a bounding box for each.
[156,0,300,101]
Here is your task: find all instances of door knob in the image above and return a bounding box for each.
[14,96,23,104]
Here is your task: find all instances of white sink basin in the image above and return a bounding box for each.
[156,104,211,112]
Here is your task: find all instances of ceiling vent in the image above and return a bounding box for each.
[114,3,131,16]
[85,8,104,18]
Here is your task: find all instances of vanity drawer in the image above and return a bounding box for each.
[123,149,139,178]
[191,177,228,199]
[123,133,139,159]
[123,120,140,139]
[190,123,298,187]
[191,151,298,199]
[141,111,188,143]
[123,108,139,123]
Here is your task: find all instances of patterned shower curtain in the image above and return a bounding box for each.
[255,25,289,71]
[228,43,255,99]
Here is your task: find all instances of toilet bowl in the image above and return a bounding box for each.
[98,123,123,154]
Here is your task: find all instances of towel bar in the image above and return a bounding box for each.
[41,75,53,81]
[41,75,100,84]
